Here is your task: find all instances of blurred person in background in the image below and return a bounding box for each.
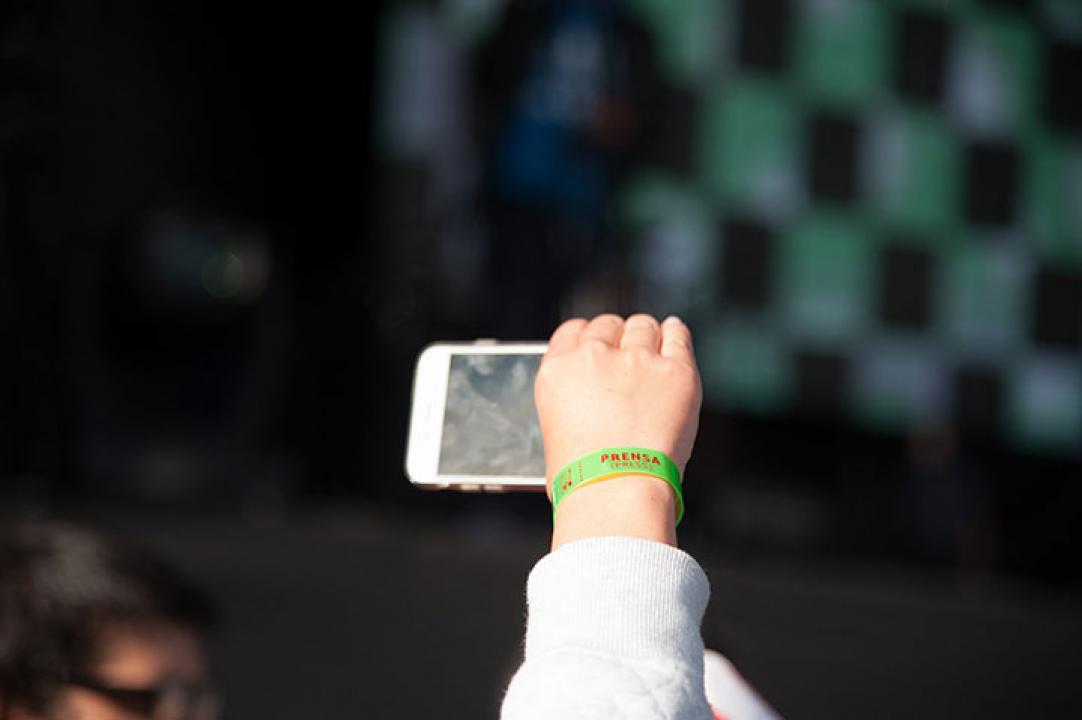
[474,0,666,337]
[0,524,218,720]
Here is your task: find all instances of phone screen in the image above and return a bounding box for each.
[437,353,545,477]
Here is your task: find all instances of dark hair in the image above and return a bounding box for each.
[0,522,217,714]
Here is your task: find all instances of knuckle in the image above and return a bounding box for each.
[666,334,693,352]
[556,317,587,333]
[627,313,659,329]
[581,338,609,356]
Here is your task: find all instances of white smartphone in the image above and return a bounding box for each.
[405,341,549,491]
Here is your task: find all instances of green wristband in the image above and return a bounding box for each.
[551,447,684,525]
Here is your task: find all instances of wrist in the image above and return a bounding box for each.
[551,474,678,550]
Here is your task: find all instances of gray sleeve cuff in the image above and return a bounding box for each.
[523,536,711,667]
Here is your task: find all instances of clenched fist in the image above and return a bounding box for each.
[534,314,703,548]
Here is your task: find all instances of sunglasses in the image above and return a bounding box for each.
[67,673,221,720]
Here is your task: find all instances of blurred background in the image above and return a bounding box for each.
[2,0,1081,717]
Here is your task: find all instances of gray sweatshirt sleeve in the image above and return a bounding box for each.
[501,536,714,720]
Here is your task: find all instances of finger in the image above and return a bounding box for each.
[579,314,625,347]
[545,317,587,358]
[659,316,695,363]
[619,313,661,352]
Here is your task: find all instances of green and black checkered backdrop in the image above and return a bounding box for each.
[618,0,1082,458]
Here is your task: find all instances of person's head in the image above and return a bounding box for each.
[0,523,218,720]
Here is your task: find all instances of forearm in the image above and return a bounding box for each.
[504,314,709,718]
